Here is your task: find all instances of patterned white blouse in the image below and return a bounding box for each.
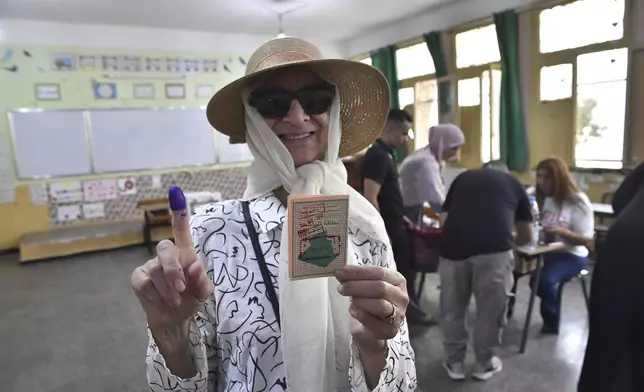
[145,194,417,391]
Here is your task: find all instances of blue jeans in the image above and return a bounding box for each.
[532,252,588,329]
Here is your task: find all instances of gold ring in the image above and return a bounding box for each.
[384,302,396,324]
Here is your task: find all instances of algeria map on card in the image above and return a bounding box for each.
[287,194,349,280]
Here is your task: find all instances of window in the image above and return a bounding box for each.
[455,25,501,68]
[396,43,435,80]
[540,64,573,101]
[399,88,415,111]
[539,0,625,53]
[358,57,372,66]
[458,78,481,107]
[575,48,628,169]
[481,70,502,163]
[413,80,439,150]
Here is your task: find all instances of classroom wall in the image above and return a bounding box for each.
[0,19,345,59]
[0,41,254,251]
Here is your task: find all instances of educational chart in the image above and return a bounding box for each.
[287,194,349,280]
[117,178,137,195]
[56,204,81,222]
[83,179,118,202]
[49,181,83,204]
[29,184,49,205]
[82,203,105,219]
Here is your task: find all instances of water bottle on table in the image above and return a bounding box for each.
[528,196,541,247]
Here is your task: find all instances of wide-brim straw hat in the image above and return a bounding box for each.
[206,36,390,157]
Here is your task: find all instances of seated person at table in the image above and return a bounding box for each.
[399,124,465,224]
[579,162,644,392]
[534,157,594,334]
[439,160,533,381]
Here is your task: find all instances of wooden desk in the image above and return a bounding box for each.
[515,242,566,354]
[591,202,614,218]
[137,198,171,255]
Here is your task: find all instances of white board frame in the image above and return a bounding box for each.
[8,109,93,179]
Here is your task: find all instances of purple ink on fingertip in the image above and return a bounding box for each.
[168,186,187,211]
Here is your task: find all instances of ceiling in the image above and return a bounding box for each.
[0,0,458,41]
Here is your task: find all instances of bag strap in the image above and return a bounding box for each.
[241,201,281,329]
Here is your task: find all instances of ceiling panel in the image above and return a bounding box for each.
[0,0,457,40]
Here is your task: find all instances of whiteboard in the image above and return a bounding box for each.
[9,110,91,179]
[215,131,254,163]
[89,108,217,173]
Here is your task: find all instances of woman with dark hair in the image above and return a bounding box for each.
[578,162,644,392]
[534,157,594,334]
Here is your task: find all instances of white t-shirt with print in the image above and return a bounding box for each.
[540,192,594,258]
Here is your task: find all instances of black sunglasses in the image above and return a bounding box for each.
[249,82,336,118]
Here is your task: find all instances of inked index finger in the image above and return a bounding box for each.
[168,186,194,251]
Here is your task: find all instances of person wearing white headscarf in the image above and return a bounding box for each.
[399,124,465,223]
[131,37,416,392]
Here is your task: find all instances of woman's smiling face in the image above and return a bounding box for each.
[254,67,330,167]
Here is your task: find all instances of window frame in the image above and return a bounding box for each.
[535,0,632,170]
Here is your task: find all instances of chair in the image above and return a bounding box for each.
[556,269,591,330]
[509,268,591,322]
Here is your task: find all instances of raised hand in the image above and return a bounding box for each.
[335,265,408,347]
[131,186,213,337]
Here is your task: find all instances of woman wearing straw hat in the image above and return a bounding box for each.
[131,37,416,392]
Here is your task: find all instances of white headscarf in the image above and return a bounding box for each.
[241,84,393,392]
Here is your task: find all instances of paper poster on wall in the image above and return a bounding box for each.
[94,82,117,100]
[117,178,137,195]
[122,55,142,71]
[165,83,185,99]
[101,55,119,71]
[151,175,162,189]
[79,55,98,71]
[166,58,182,72]
[35,83,61,101]
[184,59,200,72]
[145,58,161,71]
[133,83,155,99]
[83,179,118,202]
[50,54,76,71]
[56,204,81,222]
[50,181,83,203]
[82,203,105,219]
[29,184,49,205]
[203,59,217,72]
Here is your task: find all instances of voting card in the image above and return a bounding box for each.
[287,194,349,280]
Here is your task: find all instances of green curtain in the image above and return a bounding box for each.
[371,45,405,161]
[494,10,528,171]
[423,32,452,118]
[371,45,400,109]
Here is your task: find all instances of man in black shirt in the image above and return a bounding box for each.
[362,109,434,325]
[439,161,533,381]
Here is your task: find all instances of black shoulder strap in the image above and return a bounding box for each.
[241,201,281,329]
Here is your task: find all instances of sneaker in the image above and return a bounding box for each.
[443,361,466,380]
[472,356,503,381]
[541,324,559,335]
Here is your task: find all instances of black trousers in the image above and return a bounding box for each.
[578,235,644,391]
[385,222,418,301]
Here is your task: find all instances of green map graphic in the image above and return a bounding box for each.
[299,231,338,267]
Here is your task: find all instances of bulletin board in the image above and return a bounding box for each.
[8,110,92,179]
[88,107,218,173]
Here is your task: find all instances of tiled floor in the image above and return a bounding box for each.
[0,247,589,392]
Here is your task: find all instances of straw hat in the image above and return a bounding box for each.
[206,37,391,157]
